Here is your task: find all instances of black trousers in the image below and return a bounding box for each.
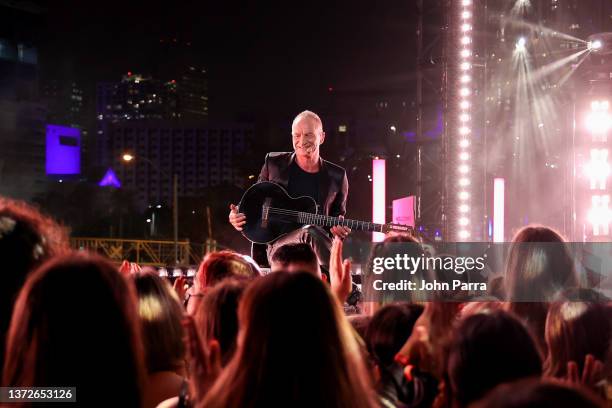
[267,225,332,269]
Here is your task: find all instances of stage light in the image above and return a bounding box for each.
[586,148,610,189]
[458,230,471,239]
[372,159,386,242]
[586,111,612,134]
[458,164,470,174]
[122,153,134,162]
[515,37,527,52]
[456,0,473,242]
[591,100,609,111]
[493,178,505,242]
[459,126,471,135]
[588,40,603,51]
[589,194,611,236]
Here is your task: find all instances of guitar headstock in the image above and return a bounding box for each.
[382,223,414,234]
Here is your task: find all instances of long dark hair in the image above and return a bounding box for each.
[2,253,146,407]
[200,271,377,408]
[447,311,542,407]
[505,225,577,302]
[544,301,612,378]
[194,279,247,365]
[132,269,186,373]
[505,225,577,354]
[0,198,68,371]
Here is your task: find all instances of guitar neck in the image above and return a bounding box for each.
[297,212,385,233]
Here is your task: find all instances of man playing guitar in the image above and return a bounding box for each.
[229,110,351,270]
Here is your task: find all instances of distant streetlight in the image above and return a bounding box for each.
[121,152,180,264]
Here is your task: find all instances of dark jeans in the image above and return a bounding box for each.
[267,225,332,269]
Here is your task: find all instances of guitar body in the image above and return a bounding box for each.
[239,182,318,244]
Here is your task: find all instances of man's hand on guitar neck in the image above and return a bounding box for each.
[229,203,246,231]
[330,215,351,240]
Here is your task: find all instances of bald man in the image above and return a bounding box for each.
[229,110,350,270]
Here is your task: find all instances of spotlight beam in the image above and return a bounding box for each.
[528,48,589,84]
[501,17,587,44]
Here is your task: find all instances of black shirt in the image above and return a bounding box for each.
[287,161,321,209]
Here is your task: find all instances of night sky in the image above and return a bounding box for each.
[41,0,418,117]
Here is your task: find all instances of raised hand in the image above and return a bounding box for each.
[329,237,352,304]
[228,203,246,231]
[566,354,604,390]
[119,260,141,276]
[173,276,188,302]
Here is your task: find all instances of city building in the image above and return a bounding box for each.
[107,120,252,209]
[0,1,47,201]
[95,69,209,167]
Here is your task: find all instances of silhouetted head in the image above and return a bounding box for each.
[447,310,542,407]
[473,378,605,408]
[270,243,321,279]
[544,300,612,378]
[3,252,146,406]
[194,279,247,365]
[132,270,185,373]
[201,271,376,408]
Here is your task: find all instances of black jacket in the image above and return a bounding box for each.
[257,152,348,217]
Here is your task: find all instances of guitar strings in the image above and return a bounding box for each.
[265,207,381,229]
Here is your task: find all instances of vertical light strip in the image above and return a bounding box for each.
[372,159,386,242]
[456,0,474,241]
[493,178,505,242]
[587,100,611,237]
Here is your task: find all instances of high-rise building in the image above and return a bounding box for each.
[95,70,210,166]
[176,65,208,119]
[107,121,252,209]
[41,79,86,128]
[0,1,47,201]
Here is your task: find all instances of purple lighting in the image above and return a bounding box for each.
[99,168,121,188]
[46,125,81,175]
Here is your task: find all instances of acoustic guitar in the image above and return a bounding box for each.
[238,182,413,244]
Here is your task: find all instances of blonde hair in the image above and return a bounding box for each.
[292,110,323,132]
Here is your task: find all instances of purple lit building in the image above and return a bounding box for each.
[45,124,81,176]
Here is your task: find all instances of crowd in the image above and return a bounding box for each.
[0,196,611,407]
